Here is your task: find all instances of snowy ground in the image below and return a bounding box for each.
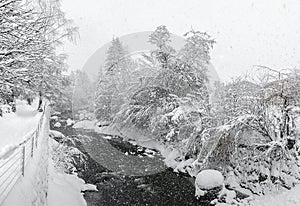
[247,185,300,206]
[48,171,87,206]
[0,99,42,157]
[2,100,47,206]
[48,148,97,206]
[0,100,96,206]
[48,134,97,206]
[73,119,121,136]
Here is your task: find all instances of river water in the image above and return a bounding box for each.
[72,129,208,206]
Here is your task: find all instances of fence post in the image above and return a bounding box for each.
[21,146,25,176]
[40,116,43,130]
[31,136,34,157]
[35,130,38,148]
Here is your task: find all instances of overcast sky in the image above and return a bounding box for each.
[61,0,300,81]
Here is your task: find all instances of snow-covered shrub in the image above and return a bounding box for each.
[231,136,300,194]
[50,131,88,174]
[189,111,300,197]
[192,116,253,172]
[1,104,12,114]
[114,86,210,163]
[114,86,176,136]
[52,141,88,173]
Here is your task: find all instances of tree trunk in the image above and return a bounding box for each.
[37,91,43,112]
[27,98,32,105]
[280,97,288,138]
[10,91,16,112]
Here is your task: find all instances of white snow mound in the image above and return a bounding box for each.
[196,169,224,190]
[50,130,65,139]
[67,118,75,126]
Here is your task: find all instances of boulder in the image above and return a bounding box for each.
[195,169,224,203]
[196,169,224,191]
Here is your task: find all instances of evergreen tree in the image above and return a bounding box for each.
[95,69,112,122]
[72,70,94,113]
[95,37,133,121]
[180,29,215,72]
[148,25,175,68]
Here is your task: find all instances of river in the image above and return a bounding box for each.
[74,129,207,206]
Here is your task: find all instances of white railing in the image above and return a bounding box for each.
[0,105,46,205]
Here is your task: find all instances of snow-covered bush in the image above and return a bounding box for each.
[188,105,300,197]
[113,86,210,164]
[232,138,300,195]
[189,70,300,197]
[1,104,12,114]
[50,130,88,174]
[193,126,300,196]
[0,104,12,116]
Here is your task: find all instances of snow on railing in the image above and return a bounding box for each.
[0,105,46,205]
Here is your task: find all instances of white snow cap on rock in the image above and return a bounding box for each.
[50,130,65,139]
[54,122,61,128]
[67,118,75,126]
[196,169,224,190]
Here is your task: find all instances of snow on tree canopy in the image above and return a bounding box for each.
[195,169,224,190]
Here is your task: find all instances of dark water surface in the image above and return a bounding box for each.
[50,115,207,206]
[73,129,207,206]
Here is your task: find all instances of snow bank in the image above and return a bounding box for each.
[50,130,65,138]
[15,99,38,116]
[48,164,87,206]
[48,133,97,206]
[248,184,300,206]
[2,102,49,206]
[0,99,42,158]
[73,119,97,129]
[49,130,66,140]
[3,111,94,206]
[73,119,122,137]
[82,183,98,192]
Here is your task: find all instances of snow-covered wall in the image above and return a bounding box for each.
[2,105,51,206]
